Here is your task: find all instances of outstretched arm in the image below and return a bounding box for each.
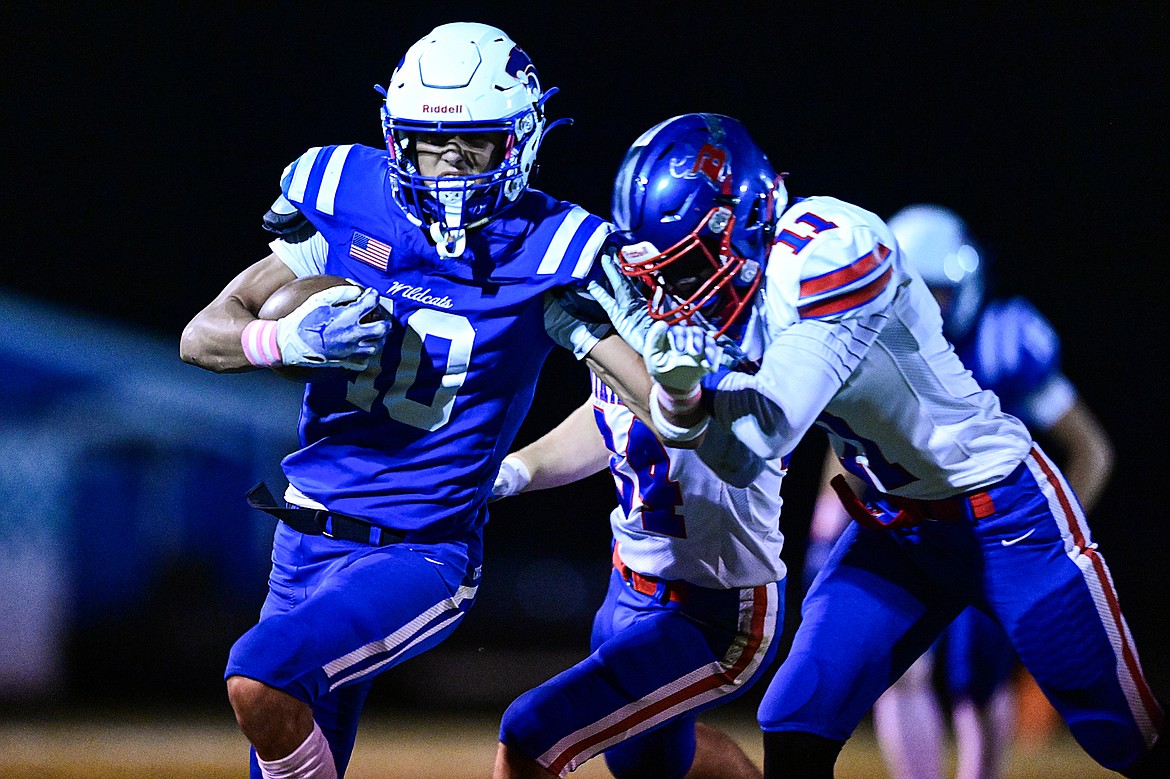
[649,315,878,461]
[584,332,656,432]
[494,400,611,499]
[586,328,769,488]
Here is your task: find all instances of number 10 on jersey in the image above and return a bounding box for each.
[347,308,475,432]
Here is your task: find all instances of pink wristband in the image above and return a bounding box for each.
[654,382,702,417]
[241,319,282,367]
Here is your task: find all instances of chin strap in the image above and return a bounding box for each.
[429,220,466,259]
[431,186,468,258]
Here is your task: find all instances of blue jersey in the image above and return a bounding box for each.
[954,297,1075,432]
[276,144,611,537]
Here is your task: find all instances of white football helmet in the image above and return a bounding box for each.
[379,22,567,257]
[889,204,985,339]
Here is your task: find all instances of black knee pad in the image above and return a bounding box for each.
[1120,727,1170,779]
[763,730,845,779]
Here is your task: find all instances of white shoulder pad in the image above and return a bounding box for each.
[270,232,329,278]
[767,197,900,323]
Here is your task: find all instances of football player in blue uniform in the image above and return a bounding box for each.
[807,203,1117,779]
[180,23,652,779]
[591,113,1167,778]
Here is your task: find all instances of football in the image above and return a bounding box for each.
[257,274,375,381]
[258,274,357,320]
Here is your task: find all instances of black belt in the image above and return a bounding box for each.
[246,483,405,547]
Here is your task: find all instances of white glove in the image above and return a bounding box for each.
[643,321,723,394]
[276,286,389,371]
[586,252,654,354]
[491,455,531,501]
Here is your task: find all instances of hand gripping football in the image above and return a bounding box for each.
[258,275,386,380]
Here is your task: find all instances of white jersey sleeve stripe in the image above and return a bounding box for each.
[286,146,323,204]
[798,244,892,306]
[315,145,353,216]
[572,221,612,279]
[799,266,892,320]
[536,206,590,275]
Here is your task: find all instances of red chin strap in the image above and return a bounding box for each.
[617,208,759,338]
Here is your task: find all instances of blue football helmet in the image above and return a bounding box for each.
[888,204,985,340]
[612,113,786,338]
[379,23,569,257]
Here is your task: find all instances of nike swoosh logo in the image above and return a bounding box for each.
[1001,529,1036,547]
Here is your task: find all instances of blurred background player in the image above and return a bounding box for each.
[594,112,1166,778]
[179,22,653,779]
[806,203,1116,779]
[491,227,787,778]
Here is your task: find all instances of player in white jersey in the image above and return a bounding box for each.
[592,113,1166,777]
[808,203,1117,779]
[180,23,654,779]
[491,349,785,777]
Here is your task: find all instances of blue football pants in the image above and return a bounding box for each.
[502,565,783,777]
[760,448,1163,773]
[226,522,482,777]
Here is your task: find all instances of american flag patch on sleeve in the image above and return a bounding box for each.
[350,232,391,270]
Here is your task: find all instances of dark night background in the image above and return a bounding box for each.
[2,2,1168,719]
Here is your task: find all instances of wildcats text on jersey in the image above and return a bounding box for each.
[384,281,454,309]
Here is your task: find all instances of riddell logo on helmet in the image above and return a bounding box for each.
[620,241,661,261]
[422,105,463,114]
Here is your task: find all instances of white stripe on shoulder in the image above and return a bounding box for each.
[572,221,612,279]
[315,145,353,216]
[537,206,590,275]
[287,146,323,204]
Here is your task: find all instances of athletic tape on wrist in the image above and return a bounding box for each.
[501,454,532,495]
[650,384,710,443]
[654,382,702,416]
[241,319,282,367]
